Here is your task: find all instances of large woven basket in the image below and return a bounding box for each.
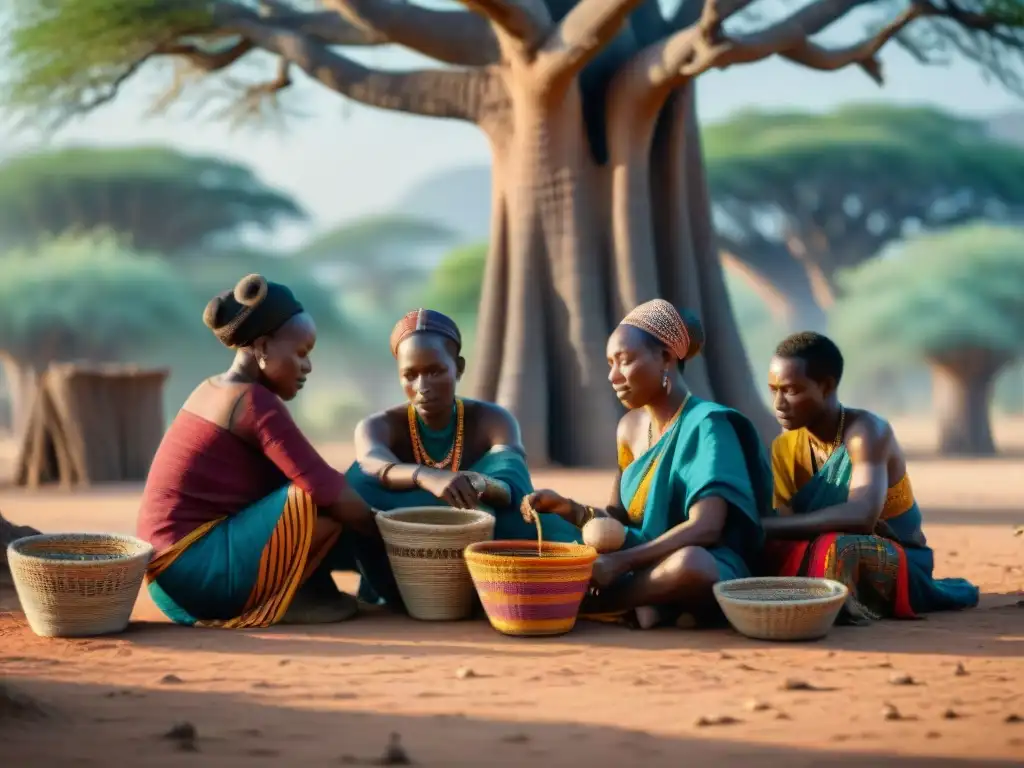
[375,507,495,621]
[7,533,154,638]
[713,576,849,641]
[465,540,598,637]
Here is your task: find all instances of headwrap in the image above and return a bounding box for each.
[389,308,462,358]
[203,274,305,348]
[619,299,705,362]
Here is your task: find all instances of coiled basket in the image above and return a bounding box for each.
[464,540,598,637]
[375,507,495,621]
[7,532,154,638]
[713,576,849,641]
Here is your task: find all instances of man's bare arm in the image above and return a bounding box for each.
[764,418,891,539]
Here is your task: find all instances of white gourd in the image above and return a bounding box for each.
[582,517,626,553]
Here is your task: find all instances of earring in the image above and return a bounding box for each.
[662,371,672,395]
[258,356,267,370]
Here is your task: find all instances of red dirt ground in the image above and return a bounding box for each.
[1,426,1022,767]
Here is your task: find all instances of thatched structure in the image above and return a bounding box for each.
[13,364,169,488]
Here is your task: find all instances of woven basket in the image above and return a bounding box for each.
[7,533,154,638]
[713,576,849,641]
[465,540,597,637]
[375,507,495,621]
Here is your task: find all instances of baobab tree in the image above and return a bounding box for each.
[7,0,1024,465]
[830,223,1024,456]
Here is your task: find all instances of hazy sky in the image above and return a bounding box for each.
[10,10,1022,244]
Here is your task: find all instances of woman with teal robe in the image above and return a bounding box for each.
[524,300,773,628]
[344,309,578,606]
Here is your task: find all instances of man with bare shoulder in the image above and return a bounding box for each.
[763,331,979,622]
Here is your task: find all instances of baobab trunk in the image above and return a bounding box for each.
[929,350,1009,456]
[474,84,620,467]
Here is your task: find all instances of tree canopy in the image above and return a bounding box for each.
[706,104,1024,327]
[0,146,304,253]
[829,222,1024,368]
[6,0,1024,465]
[0,233,199,369]
[176,247,367,347]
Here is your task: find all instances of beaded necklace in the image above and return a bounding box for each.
[408,398,465,472]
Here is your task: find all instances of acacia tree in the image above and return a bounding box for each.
[0,233,199,436]
[7,0,1024,465]
[296,213,458,316]
[706,105,1024,330]
[0,146,304,252]
[830,223,1024,456]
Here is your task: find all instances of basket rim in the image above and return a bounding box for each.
[465,539,597,566]
[713,576,849,607]
[7,532,154,567]
[375,507,495,530]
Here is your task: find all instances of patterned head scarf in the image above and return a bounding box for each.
[619,299,705,362]
[389,308,463,358]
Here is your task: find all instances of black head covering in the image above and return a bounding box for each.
[203,274,305,348]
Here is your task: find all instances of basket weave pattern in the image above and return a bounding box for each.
[465,540,598,637]
[375,508,495,621]
[713,576,849,641]
[8,533,154,638]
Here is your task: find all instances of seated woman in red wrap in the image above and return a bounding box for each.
[137,274,401,628]
[764,331,979,622]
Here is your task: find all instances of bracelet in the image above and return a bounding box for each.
[583,505,596,525]
[377,462,396,486]
[411,465,423,486]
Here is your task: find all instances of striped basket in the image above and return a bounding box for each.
[464,540,597,637]
[7,532,153,638]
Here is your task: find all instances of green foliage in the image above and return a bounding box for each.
[419,242,488,321]
[829,223,1024,369]
[0,231,199,366]
[298,214,457,265]
[4,0,213,127]
[704,104,1024,202]
[0,146,304,252]
[176,248,369,349]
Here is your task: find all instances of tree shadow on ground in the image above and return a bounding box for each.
[1,676,1019,767]
[17,588,1014,661]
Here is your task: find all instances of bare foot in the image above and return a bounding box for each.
[635,606,662,630]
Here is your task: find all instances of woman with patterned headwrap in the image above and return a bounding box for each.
[522,300,773,629]
[137,274,402,628]
[344,309,580,603]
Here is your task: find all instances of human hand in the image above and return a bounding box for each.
[520,489,574,523]
[415,468,482,509]
[590,552,630,589]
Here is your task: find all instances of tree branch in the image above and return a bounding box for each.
[230,16,493,122]
[781,6,928,84]
[253,0,389,46]
[538,0,647,79]
[643,0,872,90]
[453,0,550,49]
[323,0,500,66]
